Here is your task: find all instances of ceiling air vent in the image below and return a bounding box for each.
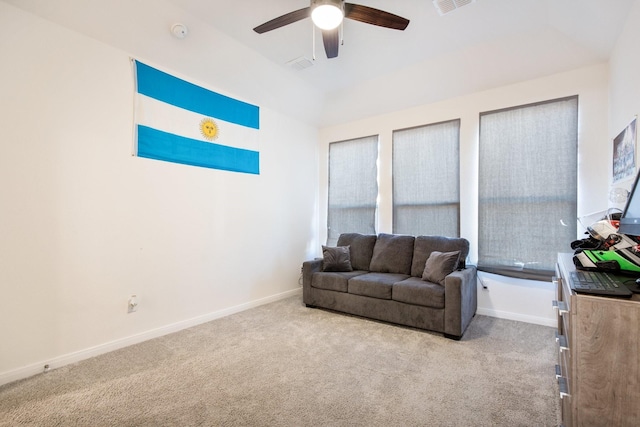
[433,0,476,16]
[286,56,314,71]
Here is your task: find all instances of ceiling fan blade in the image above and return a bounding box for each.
[253,7,310,34]
[344,3,410,30]
[322,29,340,59]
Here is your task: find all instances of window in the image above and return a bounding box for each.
[392,120,460,237]
[327,136,378,246]
[478,96,578,280]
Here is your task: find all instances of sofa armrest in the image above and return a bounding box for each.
[443,266,478,338]
[302,259,323,304]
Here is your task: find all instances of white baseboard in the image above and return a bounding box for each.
[0,288,302,387]
[477,307,556,328]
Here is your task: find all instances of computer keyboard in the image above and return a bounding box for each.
[569,270,633,297]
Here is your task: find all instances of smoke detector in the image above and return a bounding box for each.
[433,0,476,16]
[171,23,188,39]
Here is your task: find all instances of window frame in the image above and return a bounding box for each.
[477,95,579,280]
[392,119,461,237]
[326,135,379,246]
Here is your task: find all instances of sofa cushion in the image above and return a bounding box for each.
[369,234,415,274]
[348,272,410,300]
[393,277,445,309]
[410,236,470,278]
[311,271,366,293]
[336,233,377,271]
[422,250,460,286]
[321,245,353,272]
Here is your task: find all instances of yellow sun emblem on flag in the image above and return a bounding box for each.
[200,118,219,141]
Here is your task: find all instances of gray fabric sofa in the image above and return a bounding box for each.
[302,233,478,339]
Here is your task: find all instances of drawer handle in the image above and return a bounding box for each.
[558,376,570,399]
[552,300,569,314]
[555,332,569,351]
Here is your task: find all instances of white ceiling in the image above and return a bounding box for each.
[168,0,630,92]
[3,0,637,126]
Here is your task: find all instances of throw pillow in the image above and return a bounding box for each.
[322,245,353,272]
[422,250,461,285]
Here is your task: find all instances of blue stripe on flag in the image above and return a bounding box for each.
[137,125,260,175]
[135,61,259,129]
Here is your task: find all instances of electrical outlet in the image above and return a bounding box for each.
[128,295,138,313]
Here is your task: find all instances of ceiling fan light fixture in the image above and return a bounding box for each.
[311,0,344,30]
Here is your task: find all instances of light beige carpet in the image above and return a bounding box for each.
[0,296,560,426]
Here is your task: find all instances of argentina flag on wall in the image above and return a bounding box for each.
[133,60,260,174]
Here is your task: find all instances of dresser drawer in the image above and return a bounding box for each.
[553,268,574,426]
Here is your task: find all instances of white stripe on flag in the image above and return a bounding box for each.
[135,94,259,152]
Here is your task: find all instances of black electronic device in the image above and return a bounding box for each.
[618,166,640,236]
[569,270,633,297]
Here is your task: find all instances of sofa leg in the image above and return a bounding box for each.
[444,333,462,341]
[305,304,316,308]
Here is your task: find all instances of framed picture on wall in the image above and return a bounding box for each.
[613,116,637,183]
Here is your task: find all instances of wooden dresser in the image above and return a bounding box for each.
[554,253,640,426]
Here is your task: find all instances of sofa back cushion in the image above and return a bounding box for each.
[336,233,377,271]
[410,235,470,278]
[369,233,415,274]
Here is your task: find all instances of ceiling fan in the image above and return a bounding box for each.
[253,0,410,59]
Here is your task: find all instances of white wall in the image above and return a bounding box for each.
[318,64,610,327]
[0,4,319,384]
[610,0,640,195]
